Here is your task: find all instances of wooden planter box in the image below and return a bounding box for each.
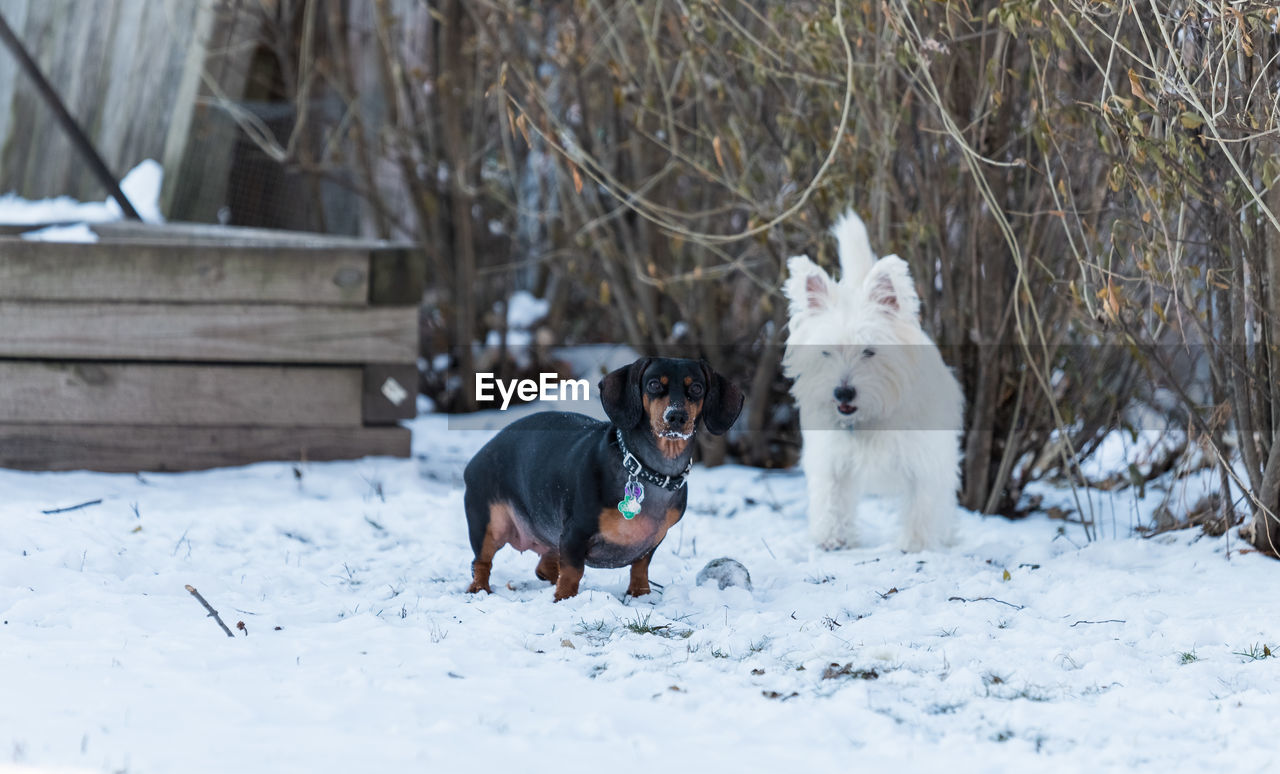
[0,222,423,472]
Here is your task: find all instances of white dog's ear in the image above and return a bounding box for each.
[863,255,921,320]
[784,255,833,316]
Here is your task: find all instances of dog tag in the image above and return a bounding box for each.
[618,481,644,519]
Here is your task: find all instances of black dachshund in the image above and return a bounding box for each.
[463,357,744,600]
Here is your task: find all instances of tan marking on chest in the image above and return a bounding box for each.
[597,504,685,549]
[598,506,665,548]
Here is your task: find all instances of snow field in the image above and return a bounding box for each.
[2,414,1278,773]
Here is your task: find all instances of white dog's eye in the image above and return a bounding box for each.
[863,348,876,358]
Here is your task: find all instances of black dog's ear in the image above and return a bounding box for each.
[599,358,651,429]
[699,360,745,436]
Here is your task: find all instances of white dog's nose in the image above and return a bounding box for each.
[833,386,856,403]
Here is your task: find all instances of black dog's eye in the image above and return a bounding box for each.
[646,378,663,393]
[688,383,705,399]
[821,350,832,358]
[863,348,876,358]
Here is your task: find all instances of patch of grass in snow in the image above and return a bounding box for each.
[1079,682,1121,696]
[1231,643,1274,662]
[821,662,880,681]
[1179,650,1199,664]
[621,611,666,635]
[361,474,386,502]
[1003,685,1054,702]
[334,562,363,587]
[621,611,692,639]
[686,643,732,659]
[575,618,615,644]
[980,671,1055,702]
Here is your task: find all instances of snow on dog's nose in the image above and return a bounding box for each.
[662,405,690,435]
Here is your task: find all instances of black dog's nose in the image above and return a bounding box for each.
[666,408,689,426]
[833,386,856,403]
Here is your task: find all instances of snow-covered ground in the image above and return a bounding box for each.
[2,409,1277,774]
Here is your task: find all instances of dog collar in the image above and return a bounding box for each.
[615,429,691,492]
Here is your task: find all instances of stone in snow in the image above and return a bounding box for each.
[695,557,752,591]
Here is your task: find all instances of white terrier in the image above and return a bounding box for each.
[783,211,963,551]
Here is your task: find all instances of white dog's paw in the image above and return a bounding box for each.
[895,527,953,553]
[818,537,849,551]
[813,524,861,551]
[810,524,844,550]
[808,505,858,550]
[895,534,930,553]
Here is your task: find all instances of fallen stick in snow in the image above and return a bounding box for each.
[41,498,103,515]
[947,595,1025,610]
[185,585,235,638]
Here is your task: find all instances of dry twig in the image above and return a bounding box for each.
[185,585,235,638]
[41,499,102,515]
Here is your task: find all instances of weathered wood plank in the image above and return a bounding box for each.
[0,302,418,363]
[362,363,419,425]
[89,220,404,248]
[369,247,427,306]
[0,424,412,472]
[0,224,55,236]
[0,361,363,426]
[0,239,372,304]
